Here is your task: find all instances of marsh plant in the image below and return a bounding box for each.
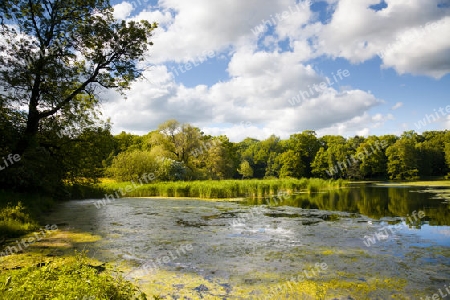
[100,178,347,199]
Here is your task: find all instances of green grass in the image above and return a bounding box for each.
[0,190,151,299]
[373,180,450,187]
[0,191,55,238]
[0,251,147,300]
[99,178,348,199]
[0,202,38,238]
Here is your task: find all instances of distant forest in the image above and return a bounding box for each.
[1,118,449,195]
[104,120,450,183]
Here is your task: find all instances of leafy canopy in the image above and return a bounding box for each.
[0,0,157,153]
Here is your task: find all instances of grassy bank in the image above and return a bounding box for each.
[373,180,450,187]
[0,191,55,239]
[99,178,348,199]
[0,190,148,299]
[0,250,146,299]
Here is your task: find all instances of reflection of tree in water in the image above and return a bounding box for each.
[388,187,450,226]
[246,186,450,225]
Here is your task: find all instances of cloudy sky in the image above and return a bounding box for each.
[105,0,450,141]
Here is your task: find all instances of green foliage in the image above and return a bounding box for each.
[386,133,420,180]
[309,136,354,179]
[0,0,156,195]
[157,158,188,181]
[107,150,158,182]
[237,160,254,179]
[357,136,392,178]
[416,131,448,176]
[0,251,147,300]
[311,147,329,178]
[284,131,320,177]
[445,136,450,178]
[201,136,236,180]
[98,123,450,183]
[152,120,203,167]
[0,201,38,238]
[0,125,116,196]
[276,150,304,178]
[0,191,55,238]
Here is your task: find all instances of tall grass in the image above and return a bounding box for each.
[0,202,38,238]
[100,178,348,199]
[0,191,55,238]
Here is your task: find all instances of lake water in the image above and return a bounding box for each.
[45,184,450,299]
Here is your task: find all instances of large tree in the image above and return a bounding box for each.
[0,0,157,155]
[284,130,320,177]
[152,120,203,175]
[386,131,420,180]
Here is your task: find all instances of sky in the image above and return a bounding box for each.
[104,0,450,142]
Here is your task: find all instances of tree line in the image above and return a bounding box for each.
[2,116,449,196]
[105,119,450,182]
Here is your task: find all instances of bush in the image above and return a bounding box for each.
[107,150,158,182]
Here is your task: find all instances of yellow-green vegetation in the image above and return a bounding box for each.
[100,178,348,199]
[0,251,146,300]
[0,202,38,238]
[0,191,54,238]
[374,180,450,187]
[128,267,409,299]
[0,192,147,300]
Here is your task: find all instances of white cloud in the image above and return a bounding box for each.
[113,2,134,20]
[102,48,384,141]
[100,0,449,139]
[316,112,393,137]
[148,0,303,63]
[391,102,403,110]
[445,115,450,130]
[380,16,450,79]
[315,0,450,77]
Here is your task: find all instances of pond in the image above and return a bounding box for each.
[45,184,450,299]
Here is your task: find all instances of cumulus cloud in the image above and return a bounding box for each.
[113,2,134,20]
[101,0,449,139]
[148,0,306,63]
[102,48,385,141]
[391,102,403,110]
[380,16,450,79]
[315,0,450,77]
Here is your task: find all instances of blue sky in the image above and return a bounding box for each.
[105,0,450,141]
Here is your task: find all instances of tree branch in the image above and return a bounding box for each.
[38,57,114,119]
[28,0,43,45]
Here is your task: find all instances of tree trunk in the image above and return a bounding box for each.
[14,96,40,155]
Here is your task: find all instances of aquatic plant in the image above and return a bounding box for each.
[99,178,348,199]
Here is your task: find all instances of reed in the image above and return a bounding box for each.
[99,178,348,199]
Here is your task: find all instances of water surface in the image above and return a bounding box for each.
[45,185,450,299]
